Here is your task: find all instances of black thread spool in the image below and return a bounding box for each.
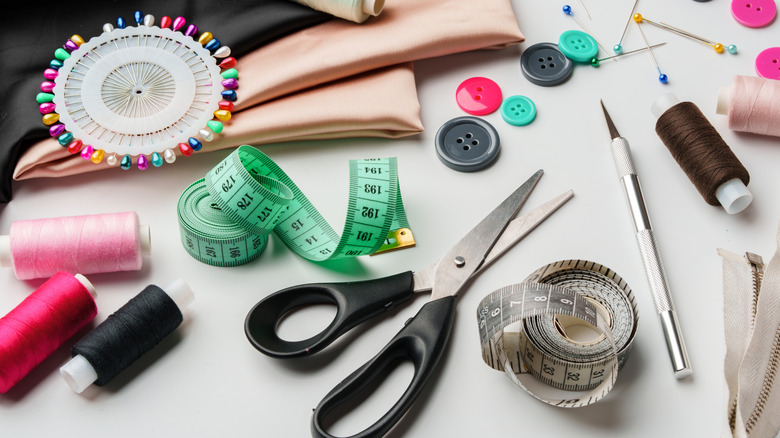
[60,279,194,393]
[651,93,753,214]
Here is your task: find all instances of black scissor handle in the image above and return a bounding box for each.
[311,296,456,438]
[244,271,415,358]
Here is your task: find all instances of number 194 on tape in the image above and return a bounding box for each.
[178,145,415,266]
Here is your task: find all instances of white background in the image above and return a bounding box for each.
[2,1,779,437]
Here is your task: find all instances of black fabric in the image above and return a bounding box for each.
[0,0,330,203]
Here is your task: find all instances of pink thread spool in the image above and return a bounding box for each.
[0,212,151,280]
[0,271,97,393]
[716,75,780,138]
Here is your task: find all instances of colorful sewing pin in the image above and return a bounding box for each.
[633,14,736,54]
[563,5,613,59]
[634,20,668,83]
[592,42,666,66]
[614,0,640,54]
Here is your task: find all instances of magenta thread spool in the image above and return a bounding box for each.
[0,271,97,393]
[0,212,151,280]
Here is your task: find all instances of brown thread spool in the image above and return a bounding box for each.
[651,93,753,214]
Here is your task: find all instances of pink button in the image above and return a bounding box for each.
[731,0,777,28]
[756,47,780,79]
[455,77,502,116]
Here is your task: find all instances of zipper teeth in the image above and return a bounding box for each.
[745,325,780,434]
[746,252,764,329]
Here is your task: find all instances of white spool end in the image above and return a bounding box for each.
[139,224,152,256]
[716,86,731,116]
[362,0,385,16]
[60,354,98,393]
[651,93,681,119]
[0,235,11,268]
[74,273,98,299]
[163,278,195,312]
[715,178,753,214]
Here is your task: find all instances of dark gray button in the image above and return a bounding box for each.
[435,116,500,172]
[520,42,573,86]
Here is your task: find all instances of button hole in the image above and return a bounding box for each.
[471,140,479,145]
[757,6,762,10]
[465,133,473,138]
[463,145,470,151]
[549,63,556,68]
[547,56,553,61]
[541,65,547,69]
[476,87,483,92]
[456,138,464,143]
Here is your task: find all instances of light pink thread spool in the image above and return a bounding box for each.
[716,75,780,138]
[0,212,151,280]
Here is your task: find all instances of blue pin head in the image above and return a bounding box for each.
[613,44,623,55]
[563,5,572,15]
[659,73,669,84]
[134,11,143,25]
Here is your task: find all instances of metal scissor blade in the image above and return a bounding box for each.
[413,188,573,293]
[429,169,543,300]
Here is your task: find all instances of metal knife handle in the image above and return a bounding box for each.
[611,136,692,378]
[610,136,636,179]
[635,229,674,312]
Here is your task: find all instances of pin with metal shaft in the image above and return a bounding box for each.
[614,0,639,54]
[563,5,614,60]
[633,20,668,83]
[633,13,737,54]
[599,100,692,379]
[591,42,666,67]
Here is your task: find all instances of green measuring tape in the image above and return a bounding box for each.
[177,145,414,266]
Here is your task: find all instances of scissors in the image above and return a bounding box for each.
[245,169,572,438]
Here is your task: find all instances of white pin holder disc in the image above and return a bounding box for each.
[50,23,229,170]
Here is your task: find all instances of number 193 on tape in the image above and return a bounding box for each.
[177,145,415,266]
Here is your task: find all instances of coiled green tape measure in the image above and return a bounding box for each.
[178,145,414,266]
[477,260,637,407]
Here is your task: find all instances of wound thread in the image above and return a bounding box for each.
[71,285,183,386]
[0,272,97,393]
[655,101,750,206]
[3,211,149,280]
[722,75,780,137]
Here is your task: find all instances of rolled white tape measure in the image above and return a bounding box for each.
[477,259,638,407]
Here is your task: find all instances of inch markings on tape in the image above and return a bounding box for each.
[179,145,414,266]
[477,259,638,407]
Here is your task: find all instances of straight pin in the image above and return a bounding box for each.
[563,5,614,60]
[633,20,668,83]
[633,13,737,54]
[577,0,591,20]
[591,42,666,67]
[614,0,640,54]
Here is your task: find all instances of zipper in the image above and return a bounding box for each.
[729,253,766,433]
[737,252,780,435]
[744,252,764,329]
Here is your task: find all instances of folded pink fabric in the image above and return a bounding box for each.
[15,65,421,179]
[238,0,524,109]
[15,0,523,180]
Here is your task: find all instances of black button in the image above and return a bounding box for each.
[520,42,574,86]
[435,116,500,172]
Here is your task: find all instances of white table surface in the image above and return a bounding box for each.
[2,1,779,436]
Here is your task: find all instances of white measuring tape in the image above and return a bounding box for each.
[477,259,638,407]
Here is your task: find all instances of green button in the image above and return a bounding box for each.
[501,95,536,126]
[558,30,598,63]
